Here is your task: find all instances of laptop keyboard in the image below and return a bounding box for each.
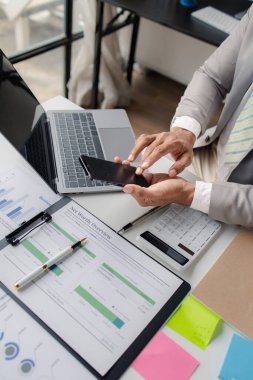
[54,112,106,188]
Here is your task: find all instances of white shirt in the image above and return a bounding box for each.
[171,117,212,214]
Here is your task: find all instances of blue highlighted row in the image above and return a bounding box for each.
[7,206,22,219]
[0,199,11,209]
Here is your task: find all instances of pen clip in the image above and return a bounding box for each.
[5,212,52,246]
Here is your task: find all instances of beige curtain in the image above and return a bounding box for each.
[68,0,131,109]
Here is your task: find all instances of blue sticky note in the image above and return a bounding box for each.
[219,334,253,380]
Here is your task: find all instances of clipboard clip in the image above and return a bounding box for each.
[5,212,52,246]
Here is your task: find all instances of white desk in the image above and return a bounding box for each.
[0,96,241,380]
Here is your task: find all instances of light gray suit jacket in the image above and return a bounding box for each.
[174,5,253,228]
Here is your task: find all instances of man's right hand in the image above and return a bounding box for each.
[127,127,196,177]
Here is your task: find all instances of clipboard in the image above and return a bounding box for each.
[0,195,190,379]
[0,197,67,250]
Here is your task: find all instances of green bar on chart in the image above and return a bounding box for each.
[21,240,63,276]
[102,263,155,305]
[50,221,96,258]
[75,285,124,328]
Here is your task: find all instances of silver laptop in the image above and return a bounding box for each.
[0,49,135,194]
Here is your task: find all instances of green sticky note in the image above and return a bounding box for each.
[167,295,221,350]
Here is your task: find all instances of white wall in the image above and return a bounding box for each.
[135,18,216,85]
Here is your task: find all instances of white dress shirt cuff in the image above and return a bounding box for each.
[190,181,212,214]
[171,116,201,138]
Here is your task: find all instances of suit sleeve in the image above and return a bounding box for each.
[173,6,253,135]
[209,182,253,228]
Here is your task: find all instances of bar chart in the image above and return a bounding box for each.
[0,163,59,236]
[0,201,183,376]
[0,189,35,224]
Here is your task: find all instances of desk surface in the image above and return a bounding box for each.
[44,97,240,380]
[0,96,242,379]
[102,0,250,46]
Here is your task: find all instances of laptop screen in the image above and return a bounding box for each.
[0,49,46,151]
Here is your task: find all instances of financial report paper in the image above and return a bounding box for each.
[0,162,60,238]
[0,201,183,376]
[0,285,95,380]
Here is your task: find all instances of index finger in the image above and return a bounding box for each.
[128,134,157,162]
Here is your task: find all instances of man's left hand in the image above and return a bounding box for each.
[122,173,195,207]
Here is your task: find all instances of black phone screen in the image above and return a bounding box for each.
[79,155,149,187]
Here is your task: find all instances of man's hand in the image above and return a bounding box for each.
[122,173,195,207]
[127,128,196,177]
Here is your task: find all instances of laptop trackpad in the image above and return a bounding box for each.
[98,128,135,161]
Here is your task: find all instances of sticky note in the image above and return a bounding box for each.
[219,334,253,380]
[132,331,199,380]
[166,295,220,349]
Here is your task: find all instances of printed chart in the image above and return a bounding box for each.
[0,163,59,237]
[0,202,182,375]
[0,201,183,376]
[0,285,95,380]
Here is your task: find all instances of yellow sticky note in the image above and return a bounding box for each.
[167,295,221,350]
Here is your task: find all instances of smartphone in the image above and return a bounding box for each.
[79,155,149,187]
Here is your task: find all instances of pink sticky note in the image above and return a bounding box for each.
[132,331,199,380]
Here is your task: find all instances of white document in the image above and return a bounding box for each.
[0,200,183,376]
[0,285,95,380]
[0,162,60,238]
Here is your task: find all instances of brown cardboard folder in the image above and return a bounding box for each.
[193,229,253,340]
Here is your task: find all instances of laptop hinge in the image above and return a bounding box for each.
[43,120,58,192]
